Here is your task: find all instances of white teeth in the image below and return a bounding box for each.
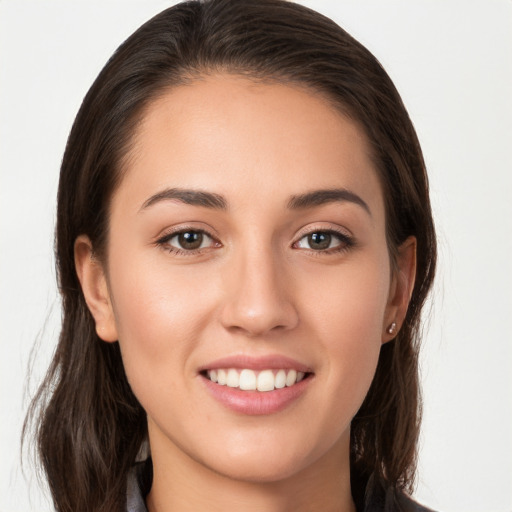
[285,369,297,387]
[217,369,227,385]
[226,369,239,388]
[206,368,307,391]
[257,370,275,392]
[275,369,286,389]
[239,369,256,390]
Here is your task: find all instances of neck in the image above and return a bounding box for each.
[146,425,356,512]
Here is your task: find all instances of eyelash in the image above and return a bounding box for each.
[292,228,355,255]
[155,227,355,256]
[156,227,220,256]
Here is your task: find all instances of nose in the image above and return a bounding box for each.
[219,246,299,337]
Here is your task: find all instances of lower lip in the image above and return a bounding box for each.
[201,375,312,415]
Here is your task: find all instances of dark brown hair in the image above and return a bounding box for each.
[25,1,436,510]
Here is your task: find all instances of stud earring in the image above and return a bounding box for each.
[387,322,397,335]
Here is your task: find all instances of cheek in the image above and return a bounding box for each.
[297,253,390,410]
[106,251,218,389]
[299,251,390,342]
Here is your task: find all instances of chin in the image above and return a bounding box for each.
[205,454,309,484]
[194,433,334,484]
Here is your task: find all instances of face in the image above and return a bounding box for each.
[80,75,409,484]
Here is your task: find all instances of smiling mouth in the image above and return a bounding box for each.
[203,368,310,392]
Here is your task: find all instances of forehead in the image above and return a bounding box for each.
[116,74,384,217]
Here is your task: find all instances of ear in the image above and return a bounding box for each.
[74,235,118,342]
[382,236,417,343]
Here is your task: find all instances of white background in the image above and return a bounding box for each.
[1,1,511,511]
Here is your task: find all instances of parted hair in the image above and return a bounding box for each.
[25,1,436,510]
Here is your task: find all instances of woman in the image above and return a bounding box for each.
[26,0,436,510]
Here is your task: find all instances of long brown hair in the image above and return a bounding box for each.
[25,1,436,510]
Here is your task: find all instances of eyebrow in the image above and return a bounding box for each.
[287,188,371,215]
[139,186,370,216]
[140,187,228,211]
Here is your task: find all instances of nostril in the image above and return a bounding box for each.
[220,300,300,337]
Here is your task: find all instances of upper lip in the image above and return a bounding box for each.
[198,354,312,373]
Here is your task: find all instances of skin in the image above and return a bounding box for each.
[75,75,416,512]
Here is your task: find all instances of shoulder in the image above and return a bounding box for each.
[363,489,435,512]
[126,459,152,512]
[356,473,436,512]
[396,492,436,512]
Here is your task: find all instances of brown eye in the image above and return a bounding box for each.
[165,230,212,251]
[177,231,204,250]
[295,230,352,252]
[307,232,332,250]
